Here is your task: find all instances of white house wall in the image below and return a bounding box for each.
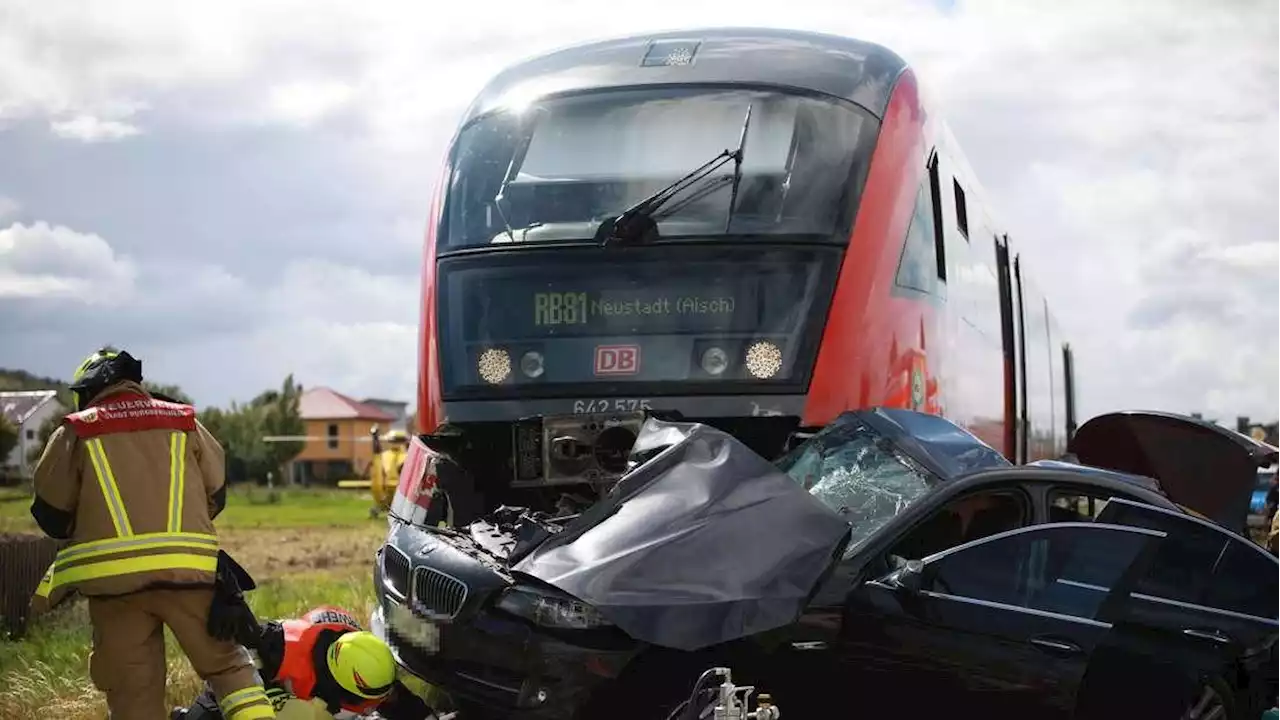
[14,400,64,478]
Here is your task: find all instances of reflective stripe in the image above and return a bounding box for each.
[221,686,273,718]
[49,552,217,588]
[34,565,54,599]
[227,704,274,720]
[55,537,217,568]
[168,431,188,532]
[40,533,218,595]
[55,531,217,563]
[85,438,133,537]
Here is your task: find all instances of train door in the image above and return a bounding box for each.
[1063,344,1078,440]
[1012,255,1030,463]
[995,236,1027,463]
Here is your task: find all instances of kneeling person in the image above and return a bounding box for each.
[176,606,433,719]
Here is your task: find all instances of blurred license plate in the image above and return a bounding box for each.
[389,603,441,654]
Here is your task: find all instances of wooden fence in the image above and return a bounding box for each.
[0,533,61,639]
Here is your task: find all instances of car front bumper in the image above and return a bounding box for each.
[372,544,638,720]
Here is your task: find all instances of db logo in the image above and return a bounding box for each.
[594,345,640,375]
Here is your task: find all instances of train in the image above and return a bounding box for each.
[400,27,1078,520]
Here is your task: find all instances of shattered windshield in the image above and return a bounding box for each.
[776,418,937,554]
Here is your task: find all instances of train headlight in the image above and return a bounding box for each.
[700,346,729,376]
[744,341,783,379]
[478,348,512,384]
[520,350,545,379]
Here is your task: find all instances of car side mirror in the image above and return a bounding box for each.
[895,559,926,594]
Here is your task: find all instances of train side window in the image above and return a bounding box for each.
[927,153,946,282]
[953,178,969,239]
[893,182,939,295]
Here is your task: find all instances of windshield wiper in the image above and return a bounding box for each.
[595,103,753,247]
[491,111,544,243]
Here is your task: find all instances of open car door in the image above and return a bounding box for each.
[835,522,1166,720]
[1071,411,1280,534]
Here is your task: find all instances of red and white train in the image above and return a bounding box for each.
[405,28,1077,514]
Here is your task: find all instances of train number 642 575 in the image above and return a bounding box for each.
[572,399,653,414]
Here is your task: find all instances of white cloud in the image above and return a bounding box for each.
[244,317,417,403]
[264,80,356,127]
[253,260,418,398]
[49,114,141,142]
[132,260,419,406]
[0,221,137,302]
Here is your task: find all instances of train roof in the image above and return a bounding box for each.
[460,27,910,126]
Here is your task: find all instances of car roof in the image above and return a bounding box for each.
[953,463,1181,514]
[850,407,1012,481]
[1025,459,1165,494]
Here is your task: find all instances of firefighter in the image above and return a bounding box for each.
[369,427,411,516]
[29,347,275,720]
[173,605,435,719]
[1267,506,1278,556]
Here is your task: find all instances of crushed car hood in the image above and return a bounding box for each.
[510,418,853,652]
[1071,410,1280,531]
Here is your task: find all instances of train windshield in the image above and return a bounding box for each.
[441,87,876,249]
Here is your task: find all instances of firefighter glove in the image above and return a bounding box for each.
[207,550,262,646]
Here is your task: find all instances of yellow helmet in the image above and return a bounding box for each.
[325,631,396,700]
[69,347,142,410]
[384,430,410,445]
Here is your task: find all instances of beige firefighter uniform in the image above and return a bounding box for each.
[31,380,274,720]
[1267,509,1278,555]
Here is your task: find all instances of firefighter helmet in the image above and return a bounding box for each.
[326,631,396,700]
[69,347,143,410]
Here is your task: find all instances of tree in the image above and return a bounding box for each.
[0,415,18,468]
[144,382,194,405]
[196,375,305,485]
[258,374,305,477]
[200,404,262,484]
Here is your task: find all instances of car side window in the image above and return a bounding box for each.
[925,524,1160,621]
[1203,538,1278,620]
[891,489,1030,561]
[1096,500,1227,605]
[1048,489,1110,522]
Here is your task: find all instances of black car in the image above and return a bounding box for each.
[371,409,1279,720]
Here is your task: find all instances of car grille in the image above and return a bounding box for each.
[412,566,468,618]
[382,545,411,599]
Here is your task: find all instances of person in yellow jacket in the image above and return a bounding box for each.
[29,347,275,720]
[368,427,410,515]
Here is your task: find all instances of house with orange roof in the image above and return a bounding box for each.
[293,386,397,485]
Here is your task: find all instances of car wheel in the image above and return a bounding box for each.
[1182,675,1236,720]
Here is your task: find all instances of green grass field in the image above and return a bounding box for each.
[0,485,389,720]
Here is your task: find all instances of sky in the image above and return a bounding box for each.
[0,0,1276,424]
